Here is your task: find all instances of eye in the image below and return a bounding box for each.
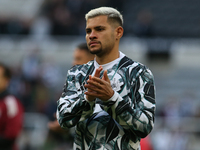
[86,29,91,34]
[96,27,104,31]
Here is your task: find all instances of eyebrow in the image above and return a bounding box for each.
[86,25,106,31]
[95,25,106,28]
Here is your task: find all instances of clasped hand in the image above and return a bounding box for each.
[84,66,114,101]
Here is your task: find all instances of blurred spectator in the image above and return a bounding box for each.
[40,0,123,36]
[40,58,62,90]
[0,0,125,37]
[21,48,41,85]
[133,9,155,37]
[0,62,24,150]
[179,91,198,117]
[0,18,30,35]
[39,57,63,120]
[48,42,95,128]
[8,66,32,113]
[30,16,52,40]
[21,48,41,112]
[72,42,95,66]
[47,42,94,149]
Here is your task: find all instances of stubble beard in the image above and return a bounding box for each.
[90,48,102,55]
[89,38,115,57]
[89,43,103,55]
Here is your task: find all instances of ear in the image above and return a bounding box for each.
[115,26,124,40]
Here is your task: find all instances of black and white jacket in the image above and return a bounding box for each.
[57,53,156,150]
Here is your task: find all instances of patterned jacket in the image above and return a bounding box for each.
[57,55,156,150]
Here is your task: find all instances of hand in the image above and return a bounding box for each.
[84,66,103,101]
[48,120,65,133]
[48,113,66,133]
[84,69,114,101]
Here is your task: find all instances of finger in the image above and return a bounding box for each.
[102,70,110,83]
[84,83,103,93]
[85,88,102,94]
[94,66,103,77]
[87,79,105,88]
[91,76,106,84]
[84,83,102,92]
[84,83,96,89]
[84,91,101,97]
[88,75,94,85]
[89,75,92,80]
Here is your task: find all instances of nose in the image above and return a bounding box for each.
[89,30,97,40]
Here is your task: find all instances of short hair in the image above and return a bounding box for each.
[85,7,123,26]
[0,62,12,80]
[77,43,89,52]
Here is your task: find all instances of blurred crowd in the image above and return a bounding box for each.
[153,89,200,150]
[0,0,124,37]
[0,0,156,38]
[8,48,64,121]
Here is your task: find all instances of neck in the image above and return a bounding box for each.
[96,51,119,65]
[95,45,120,65]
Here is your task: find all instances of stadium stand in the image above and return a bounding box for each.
[0,0,200,149]
[124,0,200,37]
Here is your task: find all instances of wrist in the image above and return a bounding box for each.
[84,94,95,102]
[109,90,115,99]
[107,91,119,102]
[87,97,95,102]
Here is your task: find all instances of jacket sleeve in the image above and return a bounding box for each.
[102,67,156,138]
[57,67,95,129]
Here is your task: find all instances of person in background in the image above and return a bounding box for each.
[72,43,95,66]
[48,43,95,145]
[133,9,155,37]
[57,7,156,149]
[0,62,24,150]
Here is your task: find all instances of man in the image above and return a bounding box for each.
[57,7,156,150]
[0,63,24,150]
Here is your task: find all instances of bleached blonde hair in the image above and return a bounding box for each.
[85,7,123,26]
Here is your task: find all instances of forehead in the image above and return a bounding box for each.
[86,15,109,28]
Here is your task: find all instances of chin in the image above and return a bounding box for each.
[90,49,102,55]
[89,46,99,53]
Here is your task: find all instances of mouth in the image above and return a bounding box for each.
[89,41,99,47]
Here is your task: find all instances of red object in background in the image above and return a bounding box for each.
[140,136,153,150]
[0,94,24,150]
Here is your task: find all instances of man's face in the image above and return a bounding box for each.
[73,48,92,65]
[0,67,9,93]
[85,15,116,56]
